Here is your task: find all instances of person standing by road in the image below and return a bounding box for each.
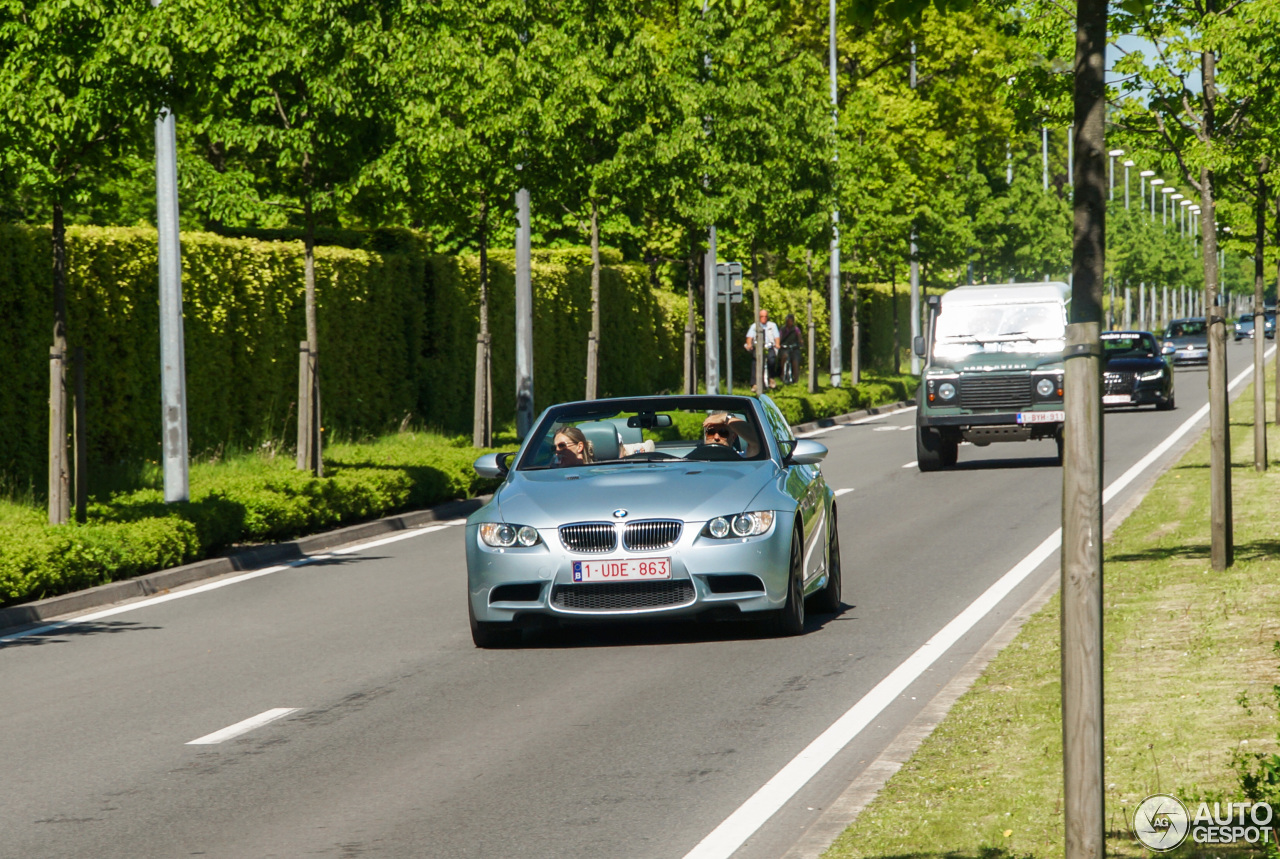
[778,313,803,385]
[745,309,780,391]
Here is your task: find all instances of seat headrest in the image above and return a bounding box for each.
[577,421,620,462]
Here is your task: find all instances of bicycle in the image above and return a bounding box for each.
[779,344,800,386]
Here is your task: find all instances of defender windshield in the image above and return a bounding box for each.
[518,398,769,470]
[934,302,1066,359]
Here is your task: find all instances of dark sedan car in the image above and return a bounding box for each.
[1162,317,1209,365]
[1102,331,1175,410]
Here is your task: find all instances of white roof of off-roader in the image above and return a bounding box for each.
[941,282,1070,307]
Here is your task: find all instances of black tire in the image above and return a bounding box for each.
[810,506,842,614]
[940,434,959,467]
[469,596,522,648]
[767,527,806,636]
[1156,391,1176,411]
[1055,432,1065,466]
[917,424,944,472]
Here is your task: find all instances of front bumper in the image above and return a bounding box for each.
[465,520,792,625]
[1166,347,1208,365]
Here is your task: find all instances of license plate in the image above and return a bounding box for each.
[1016,410,1065,424]
[572,557,671,582]
[1102,394,1133,404]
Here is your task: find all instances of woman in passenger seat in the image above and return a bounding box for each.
[553,427,594,467]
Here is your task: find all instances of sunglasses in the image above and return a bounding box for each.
[703,426,733,439]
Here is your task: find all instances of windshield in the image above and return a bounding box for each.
[933,301,1065,359]
[518,399,769,470]
[1102,333,1157,358]
[1166,320,1207,338]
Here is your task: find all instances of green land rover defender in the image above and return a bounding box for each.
[913,282,1069,472]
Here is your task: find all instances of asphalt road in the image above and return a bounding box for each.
[0,341,1264,859]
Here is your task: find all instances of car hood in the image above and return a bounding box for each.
[494,461,781,526]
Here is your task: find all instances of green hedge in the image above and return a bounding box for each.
[0,431,500,606]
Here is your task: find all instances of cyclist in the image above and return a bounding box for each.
[778,313,803,385]
[745,309,780,391]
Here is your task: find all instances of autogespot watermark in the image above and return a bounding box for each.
[1132,794,1279,851]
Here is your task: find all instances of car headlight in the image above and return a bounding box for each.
[478,523,541,548]
[703,511,775,539]
[1138,369,1165,381]
[1033,374,1063,400]
[1036,378,1054,397]
[937,382,956,401]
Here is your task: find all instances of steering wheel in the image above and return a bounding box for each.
[684,443,743,462]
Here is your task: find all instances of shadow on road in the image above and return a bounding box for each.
[0,620,163,648]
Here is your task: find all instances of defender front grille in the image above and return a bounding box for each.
[958,374,1032,410]
[1104,371,1136,394]
[552,581,695,611]
[559,523,617,553]
[623,520,682,551]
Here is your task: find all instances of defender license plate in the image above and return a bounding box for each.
[1016,411,1065,424]
[572,558,671,583]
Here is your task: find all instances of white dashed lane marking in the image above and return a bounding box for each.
[834,488,854,497]
[187,708,301,745]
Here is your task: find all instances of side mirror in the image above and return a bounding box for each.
[474,452,513,479]
[912,335,925,358]
[785,439,828,465]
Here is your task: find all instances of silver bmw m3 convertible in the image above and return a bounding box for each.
[465,394,842,647]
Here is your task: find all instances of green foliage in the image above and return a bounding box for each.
[0,429,500,607]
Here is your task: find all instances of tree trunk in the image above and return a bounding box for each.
[48,199,69,525]
[473,201,493,448]
[891,271,900,375]
[585,200,600,401]
[1200,33,1232,570]
[851,269,861,386]
[805,250,817,393]
[299,191,323,477]
[1060,1,1107,856]
[684,231,697,395]
[1254,163,1267,472]
[752,246,763,394]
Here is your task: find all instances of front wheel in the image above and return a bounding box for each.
[766,528,806,636]
[469,595,522,648]
[917,425,958,471]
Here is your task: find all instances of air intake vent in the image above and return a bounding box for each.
[552,581,695,611]
[959,375,1032,410]
[559,523,617,553]
[623,520,682,551]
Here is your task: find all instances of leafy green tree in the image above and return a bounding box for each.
[0,0,167,521]
[169,0,397,470]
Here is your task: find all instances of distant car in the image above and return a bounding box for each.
[1101,331,1175,410]
[1162,318,1209,365]
[1234,312,1275,340]
[464,394,841,647]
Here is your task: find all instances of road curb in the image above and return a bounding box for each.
[0,397,916,636]
[0,495,489,636]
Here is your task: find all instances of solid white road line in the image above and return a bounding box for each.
[0,521,467,642]
[833,489,855,497]
[902,461,918,469]
[682,348,1273,859]
[796,406,917,438]
[187,708,301,745]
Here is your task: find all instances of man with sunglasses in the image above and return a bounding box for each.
[700,411,760,457]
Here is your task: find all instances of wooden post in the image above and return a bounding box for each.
[1254,165,1268,472]
[1062,1,1106,856]
[48,346,68,525]
[296,341,312,471]
[74,346,87,523]
[585,200,600,401]
[850,274,861,386]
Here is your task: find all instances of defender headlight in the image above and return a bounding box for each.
[937,382,956,401]
[1036,378,1055,397]
[479,523,542,548]
[704,511,775,539]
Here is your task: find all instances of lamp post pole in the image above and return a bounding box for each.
[909,41,920,375]
[1108,150,1123,201]
[828,0,842,387]
[1124,161,1133,209]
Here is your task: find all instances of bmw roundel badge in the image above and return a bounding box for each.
[612,509,628,519]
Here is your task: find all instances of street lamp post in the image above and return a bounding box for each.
[1139,170,1154,216]
[1162,186,1175,226]
[1124,160,1134,209]
[1149,178,1164,221]
[1108,149,1124,201]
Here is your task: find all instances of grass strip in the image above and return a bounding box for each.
[823,372,1280,859]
